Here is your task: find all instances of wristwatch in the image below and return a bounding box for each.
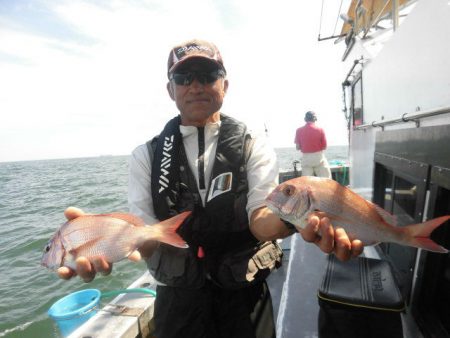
[282,219,298,232]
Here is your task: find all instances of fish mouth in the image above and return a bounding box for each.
[266,203,296,224]
[266,203,279,214]
[266,192,310,227]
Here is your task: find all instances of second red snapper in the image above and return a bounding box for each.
[265,176,450,253]
[41,211,190,270]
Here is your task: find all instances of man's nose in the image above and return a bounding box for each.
[189,78,205,91]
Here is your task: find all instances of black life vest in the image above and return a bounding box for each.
[147,114,257,288]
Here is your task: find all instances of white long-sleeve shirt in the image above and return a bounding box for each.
[128,120,279,225]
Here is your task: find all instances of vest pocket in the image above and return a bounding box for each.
[213,241,283,289]
[147,245,204,288]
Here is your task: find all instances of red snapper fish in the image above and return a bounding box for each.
[41,211,190,270]
[265,176,450,253]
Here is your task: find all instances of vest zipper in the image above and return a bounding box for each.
[197,126,206,190]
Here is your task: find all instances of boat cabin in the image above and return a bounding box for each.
[330,0,450,336]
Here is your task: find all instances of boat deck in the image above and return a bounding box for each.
[68,272,158,338]
[270,236,328,337]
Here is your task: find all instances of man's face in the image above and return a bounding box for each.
[167,59,228,126]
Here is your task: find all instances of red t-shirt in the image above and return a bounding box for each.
[294,122,327,153]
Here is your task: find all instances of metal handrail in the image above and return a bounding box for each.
[354,106,450,130]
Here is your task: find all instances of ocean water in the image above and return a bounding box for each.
[0,146,348,337]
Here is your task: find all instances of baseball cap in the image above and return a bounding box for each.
[305,111,317,122]
[167,39,226,77]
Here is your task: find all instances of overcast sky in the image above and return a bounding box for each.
[0,0,350,162]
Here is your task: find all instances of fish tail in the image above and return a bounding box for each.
[403,215,450,253]
[151,211,191,248]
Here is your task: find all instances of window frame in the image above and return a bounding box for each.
[351,72,363,128]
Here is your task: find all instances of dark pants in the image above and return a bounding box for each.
[154,280,275,338]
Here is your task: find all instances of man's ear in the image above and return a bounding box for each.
[223,79,229,94]
[167,82,175,101]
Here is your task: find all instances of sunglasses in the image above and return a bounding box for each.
[170,69,226,86]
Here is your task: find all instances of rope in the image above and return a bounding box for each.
[333,0,345,36]
[318,0,325,38]
[101,288,157,299]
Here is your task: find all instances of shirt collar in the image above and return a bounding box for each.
[179,120,221,138]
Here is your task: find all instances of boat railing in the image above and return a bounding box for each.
[354,106,450,130]
[279,160,349,185]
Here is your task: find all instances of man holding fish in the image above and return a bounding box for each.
[53,39,364,338]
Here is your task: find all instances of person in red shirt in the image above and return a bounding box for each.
[294,111,331,178]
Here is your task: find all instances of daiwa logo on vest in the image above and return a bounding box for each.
[159,135,174,193]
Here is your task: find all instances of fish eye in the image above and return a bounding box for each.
[44,244,51,253]
[284,185,295,196]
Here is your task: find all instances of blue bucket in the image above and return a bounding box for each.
[48,289,101,337]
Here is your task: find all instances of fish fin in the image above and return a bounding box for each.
[370,202,397,226]
[153,211,191,248]
[306,185,317,206]
[99,213,146,226]
[404,215,450,253]
[410,238,448,253]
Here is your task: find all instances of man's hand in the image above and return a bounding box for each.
[299,212,364,261]
[57,207,145,283]
[250,206,364,261]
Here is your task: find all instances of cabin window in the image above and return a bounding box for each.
[351,74,363,127]
[373,164,393,213]
[372,154,428,301]
[392,176,417,224]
